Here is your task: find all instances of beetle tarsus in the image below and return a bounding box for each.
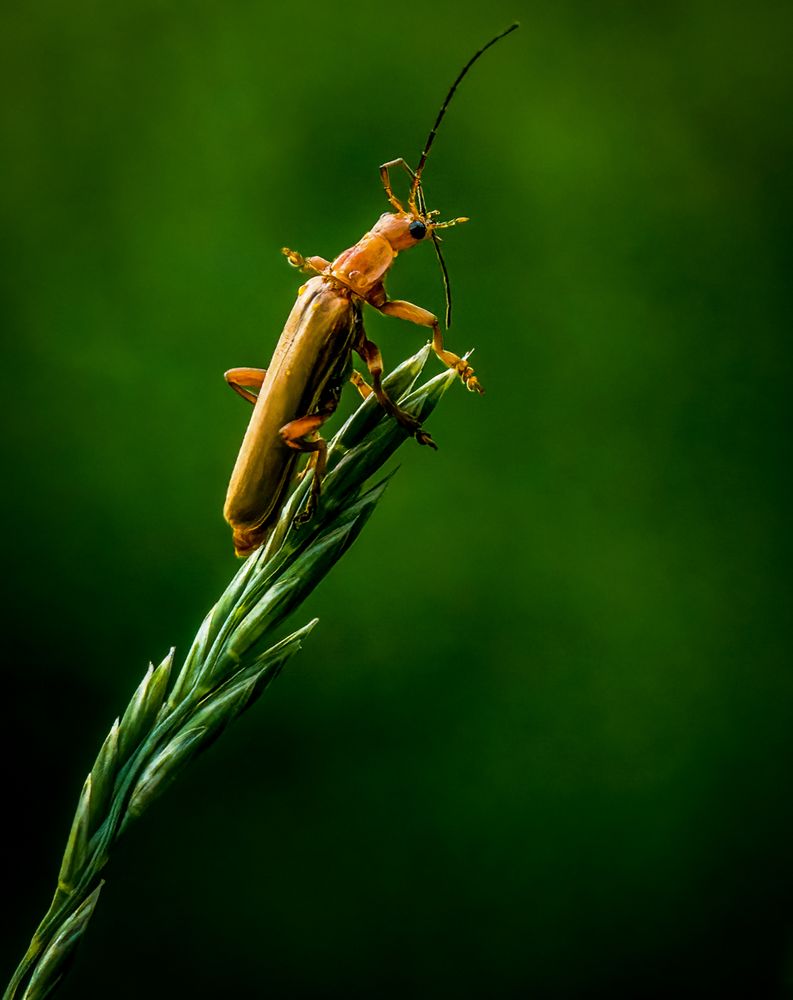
[415,428,437,449]
[459,365,484,394]
[294,505,313,528]
[282,247,305,268]
[350,369,373,399]
[281,247,329,276]
[394,411,437,450]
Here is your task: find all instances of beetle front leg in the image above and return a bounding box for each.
[375,298,483,394]
[224,367,267,405]
[379,158,414,213]
[355,335,437,449]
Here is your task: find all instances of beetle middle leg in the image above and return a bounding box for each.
[355,334,437,449]
[280,389,341,524]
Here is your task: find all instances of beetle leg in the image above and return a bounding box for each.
[349,370,372,399]
[281,248,331,275]
[281,419,326,524]
[279,388,340,524]
[374,296,484,394]
[224,367,267,406]
[355,335,437,449]
[379,158,416,213]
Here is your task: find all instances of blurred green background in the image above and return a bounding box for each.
[2,0,791,996]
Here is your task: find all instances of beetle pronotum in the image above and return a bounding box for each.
[223,23,519,557]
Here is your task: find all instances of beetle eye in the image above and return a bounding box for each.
[408,220,427,240]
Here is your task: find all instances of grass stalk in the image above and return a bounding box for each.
[4,345,456,1000]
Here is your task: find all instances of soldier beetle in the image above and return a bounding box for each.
[224,23,519,557]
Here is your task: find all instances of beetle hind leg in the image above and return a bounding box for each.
[279,388,340,525]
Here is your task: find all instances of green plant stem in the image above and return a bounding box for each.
[4,346,456,1000]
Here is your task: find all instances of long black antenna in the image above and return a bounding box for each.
[410,21,519,201]
[431,230,454,328]
[417,180,454,327]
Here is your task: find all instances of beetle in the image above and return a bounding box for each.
[223,23,519,557]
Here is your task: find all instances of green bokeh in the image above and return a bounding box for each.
[2,1,791,996]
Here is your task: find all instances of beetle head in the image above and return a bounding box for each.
[371,209,468,253]
[371,200,468,329]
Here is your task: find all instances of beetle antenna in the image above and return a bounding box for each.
[416,178,453,327]
[410,22,519,200]
[431,230,453,328]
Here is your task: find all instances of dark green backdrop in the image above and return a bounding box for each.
[2,1,791,996]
